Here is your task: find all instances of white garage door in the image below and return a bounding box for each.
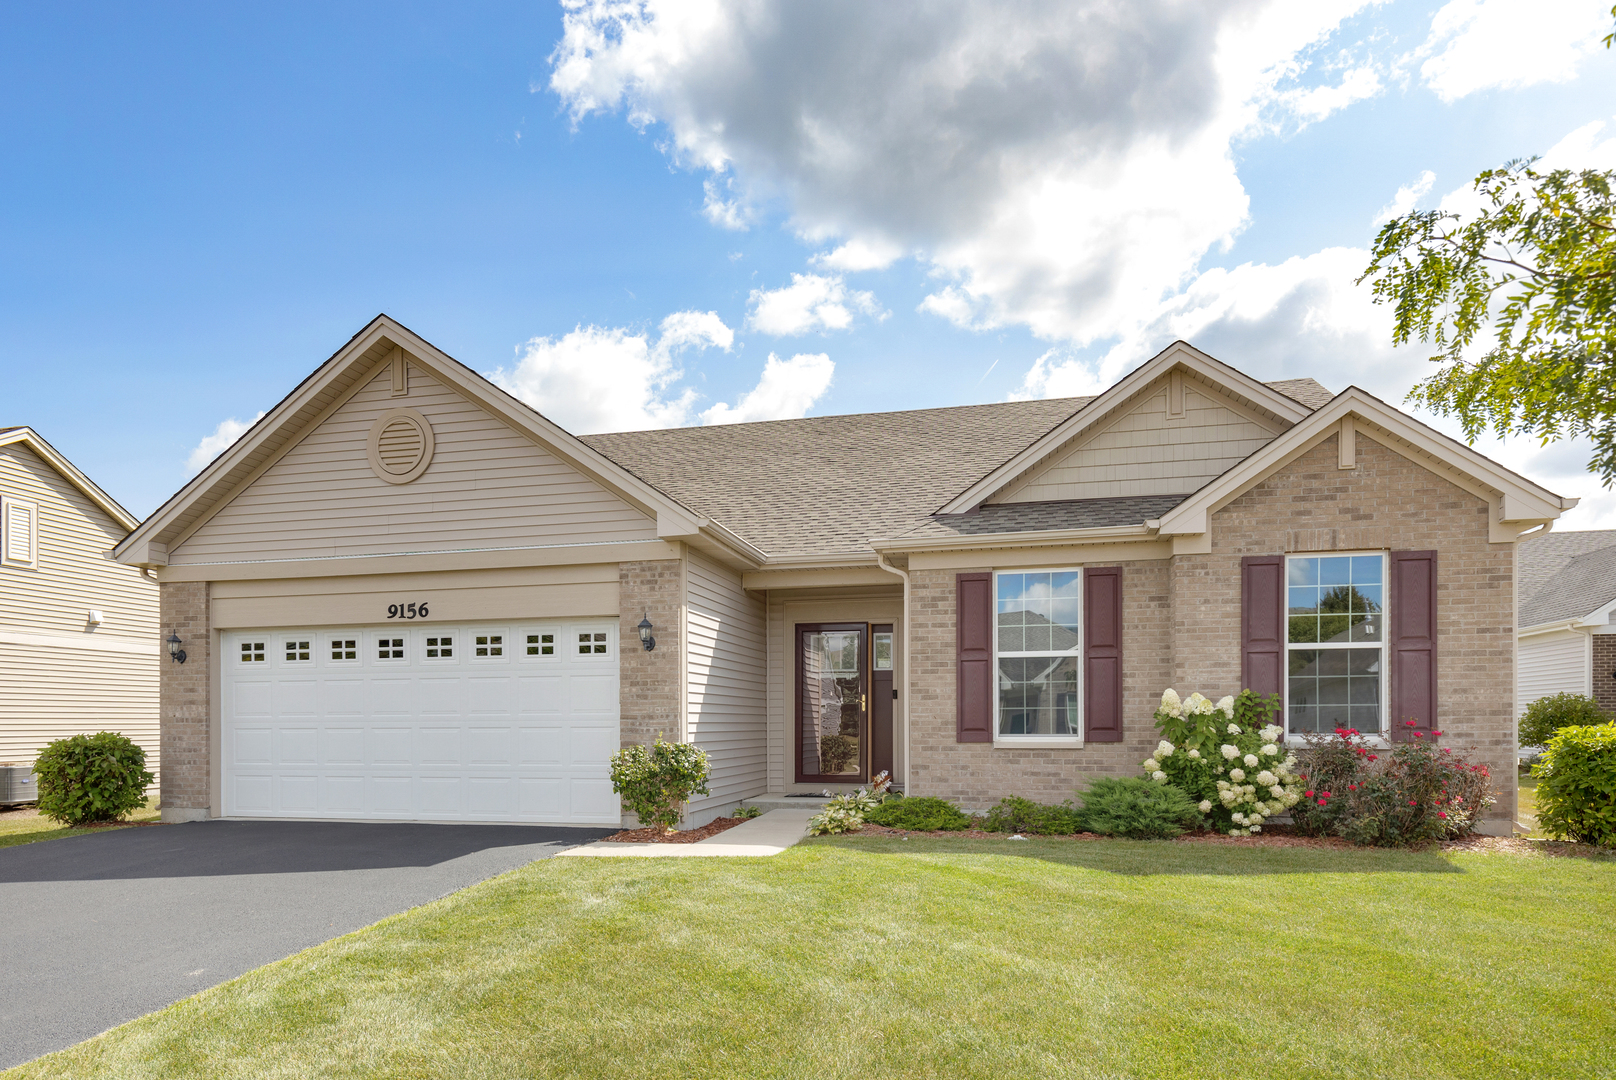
[223,620,620,824]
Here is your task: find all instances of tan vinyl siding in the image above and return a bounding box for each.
[0,444,156,639]
[170,363,657,566]
[1518,629,1590,716]
[685,550,766,822]
[0,642,159,772]
[996,376,1282,503]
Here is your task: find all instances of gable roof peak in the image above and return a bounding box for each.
[0,426,139,531]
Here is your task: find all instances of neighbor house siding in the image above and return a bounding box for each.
[1517,629,1589,717]
[170,362,657,565]
[0,442,158,774]
[684,549,766,824]
[995,374,1281,503]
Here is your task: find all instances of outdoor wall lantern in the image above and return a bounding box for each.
[637,614,656,652]
[167,632,187,664]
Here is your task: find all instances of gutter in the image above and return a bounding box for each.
[875,551,913,797]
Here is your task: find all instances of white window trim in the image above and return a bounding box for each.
[470,627,511,662]
[1282,550,1389,745]
[1,495,39,569]
[422,627,460,663]
[992,567,1084,747]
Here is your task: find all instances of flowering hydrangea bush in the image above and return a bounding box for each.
[1144,688,1302,835]
[1291,724,1495,845]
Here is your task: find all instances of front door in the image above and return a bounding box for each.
[796,622,895,784]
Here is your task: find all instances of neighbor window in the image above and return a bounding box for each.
[1285,553,1385,737]
[994,570,1081,738]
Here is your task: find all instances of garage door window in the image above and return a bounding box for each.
[283,639,312,664]
[240,641,266,663]
[425,634,454,659]
[376,636,405,662]
[525,632,555,657]
[578,631,608,656]
[474,633,505,659]
[330,637,358,662]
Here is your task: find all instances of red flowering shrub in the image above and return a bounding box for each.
[1291,724,1496,846]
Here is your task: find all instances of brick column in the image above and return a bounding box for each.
[1592,635,1616,716]
[159,580,212,822]
[619,559,684,748]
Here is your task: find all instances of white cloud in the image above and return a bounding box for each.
[1414,0,1609,103]
[1374,169,1436,225]
[746,273,883,335]
[490,309,832,432]
[550,0,1381,346]
[700,352,834,425]
[186,412,265,475]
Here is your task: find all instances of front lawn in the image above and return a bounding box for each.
[8,836,1614,1079]
[0,799,160,850]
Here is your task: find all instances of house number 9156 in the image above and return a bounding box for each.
[387,602,430,619]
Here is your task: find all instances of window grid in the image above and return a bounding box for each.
[474,634,504,658]
[425,635,453,659]
[330,638,358,662]
[993,570,1082,739]
[1285,553,1387,738]
[377,637,405,661]
[578,631,607,655]
[283,639,311,662]
[240,641,266,663]
[526,633,555,656]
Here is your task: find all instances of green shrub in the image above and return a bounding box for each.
[1077,777,1202,840]
[1533,722,1616,846]
[806,804,865,835]
[864,795,971,831]
[34,732,154,826]
[732,805,762,820]
[1520,693,1609,749]
[609,736,710,832]
[983,795,1085,835]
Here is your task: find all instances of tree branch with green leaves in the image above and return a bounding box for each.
[1358,161,1616,483]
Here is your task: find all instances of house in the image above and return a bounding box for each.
[1516,529,1616,718]
[113,316,1575,834]
[1,427,159,785]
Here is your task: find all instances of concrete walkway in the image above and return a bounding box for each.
[555,808,817,857]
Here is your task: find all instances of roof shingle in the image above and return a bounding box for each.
[1519,529,1616,627]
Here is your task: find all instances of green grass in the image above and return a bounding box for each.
[8,836,1615,1080]
[0,799,159,850]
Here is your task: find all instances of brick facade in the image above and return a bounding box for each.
[618,559,684,749]
[158,580,212,822]
[1593,635,1616,715]
[907,432,1519,830]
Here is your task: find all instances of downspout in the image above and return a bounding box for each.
[875,552,912,795]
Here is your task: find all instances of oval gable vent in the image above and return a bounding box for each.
[366,408,435,484]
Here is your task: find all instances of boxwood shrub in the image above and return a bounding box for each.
[863,795,971,831]
[34,732,154,826]
[983,795,1085,835]
[1532,722,1616,847]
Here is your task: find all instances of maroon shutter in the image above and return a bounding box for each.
[1083,566,1124,742]
[1389,550,1438,741]
[956,572,993,743]
[1241,556,1285,723]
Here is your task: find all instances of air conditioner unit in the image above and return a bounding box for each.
[0,765,39,806]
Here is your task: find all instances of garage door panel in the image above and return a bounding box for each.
[226,621,619,824]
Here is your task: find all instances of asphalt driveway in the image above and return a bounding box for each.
[0,819,612,1070]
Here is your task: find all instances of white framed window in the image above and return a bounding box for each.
[472,630,507,660]
[571,625,614,660]
[329,636,360,663]
[993,569,1082,740]
[424,632,456,660]
[239,640,267,664]
[1285,553,1386,738]
[521,629,559,660]
[375,634,406,662]
[1,495,38,568]
[282,637,312,664]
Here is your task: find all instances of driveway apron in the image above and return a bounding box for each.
[0,819,611,1070]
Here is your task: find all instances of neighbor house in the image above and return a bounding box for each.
[1516,529,1616,718]
[113,316,1575,834]
[2,427,159,782]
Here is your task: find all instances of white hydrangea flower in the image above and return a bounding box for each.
[1229,768,1246,782]
[1156,740,1176,757]
[1243,754,1259,768]
[1160,688,1181,711]
[1227,723,1242,735]
[1216,695,1235,717]
[1249,813,1264,825]
[1260,724,1283,742]
[1143,758,1160,772]
[1256,770,1277,787]
[1249,825,1262,834]
[1230,829,1243,837]
[1152,770,1167,783]
[1231,812,1246,824]
[1187,748,1201,759]
[1260,743,1279,757]
[1269,786,1285,799]
[1220,744,1240,760]
[1284,753,1298,768]
[1216,780,1231,791]
[1220,790,1236,804]
[1198,800,1212,813]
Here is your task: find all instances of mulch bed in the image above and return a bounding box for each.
[845,822,1614,859]
[602,816,749,844]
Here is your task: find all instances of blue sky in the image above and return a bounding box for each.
[4,1,1615,524]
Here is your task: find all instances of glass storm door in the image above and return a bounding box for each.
[796,623,867,782]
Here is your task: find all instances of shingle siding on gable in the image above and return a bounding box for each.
[171,362,657,566]
[994,379,1282,504]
